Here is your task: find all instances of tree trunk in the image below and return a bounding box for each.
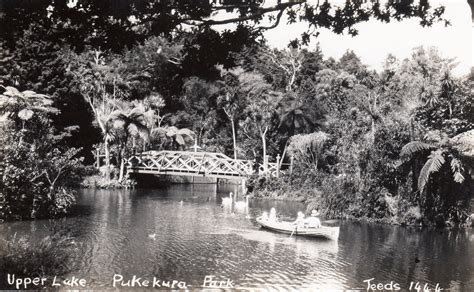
[18,120,25,145]
[371,118,376,145]
[409,117,417,194]
[104,139,111,180]
[231,119,237,160]
[261,130,267,173]
[119,133,129,182]
[96,147,100,168]
[280,140,289,171]
[412,158,419,195]
[119,146,125,182]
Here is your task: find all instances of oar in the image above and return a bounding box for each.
[289,226,297,238]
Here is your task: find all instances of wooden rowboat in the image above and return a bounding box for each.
[256,217,340,241]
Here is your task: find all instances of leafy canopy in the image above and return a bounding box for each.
[0,0,448,51]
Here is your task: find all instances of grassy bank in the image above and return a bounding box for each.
[81,174,136,189]
[0,229,79,289]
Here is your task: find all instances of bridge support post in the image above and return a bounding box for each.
[241,178,247,195]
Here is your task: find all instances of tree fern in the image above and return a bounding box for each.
[109,106,150,142]
[418,149,445,194]
[401,129,473,196]
[164,126,195,146]
[400,141,435,161]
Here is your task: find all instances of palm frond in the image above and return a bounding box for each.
[113,119,126,129]
[21,90,41,98]
[3,86,20,96]
[22,91,51,105]
[175,135,185,145]
[400,141,436,161]
[128,106,146,119]
[165,126,179,137]
[108,110,127,122]
[18,109,34,121]
[177,128,195,137]
[105,132,118,144]
[151,127,168,136]
[31,106,60,114]
[0,95,16,109]
[131,122,150,139]
[418,149,446,193]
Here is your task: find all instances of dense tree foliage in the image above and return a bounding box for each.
[0,0,449,160]
[0,1,471,225]
[246,47,473,226]
[0,87,85,220]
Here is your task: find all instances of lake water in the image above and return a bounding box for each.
[1,184,473,290]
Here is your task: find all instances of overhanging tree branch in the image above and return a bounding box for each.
[180,1,306,26]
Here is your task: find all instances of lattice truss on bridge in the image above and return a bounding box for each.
[127,150,256,179]
[127,150,285,179]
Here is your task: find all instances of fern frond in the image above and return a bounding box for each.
[418,149,445,193]
[451,129,474,144]
[400,141,435,161]
[450,156,465,184]
[453,172,465,184]
[451,129,474,157]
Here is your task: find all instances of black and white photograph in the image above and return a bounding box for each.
[0,0,473,290]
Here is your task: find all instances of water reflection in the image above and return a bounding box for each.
[336,222,474,290]
[0,185,472,290]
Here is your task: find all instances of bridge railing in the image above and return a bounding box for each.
[127,150,292,178]
[127,150,256,177]
[260,162,290,177]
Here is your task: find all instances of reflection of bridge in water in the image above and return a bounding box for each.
[127,150,290,180]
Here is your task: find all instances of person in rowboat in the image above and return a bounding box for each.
[268,208,277,222]
[293,211,305,228]
[303,210,321,228]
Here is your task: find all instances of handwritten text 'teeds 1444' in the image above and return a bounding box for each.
[363,278,443,291]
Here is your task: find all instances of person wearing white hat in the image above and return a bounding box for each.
[292,211,305,228]
[304,209,321,228]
